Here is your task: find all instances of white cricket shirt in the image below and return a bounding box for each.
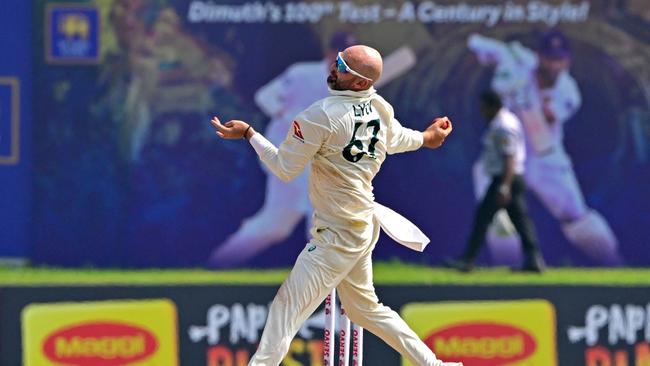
[250,87,424,251]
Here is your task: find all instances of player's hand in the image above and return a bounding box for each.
[423,116,453,149]
[210,117,254,139]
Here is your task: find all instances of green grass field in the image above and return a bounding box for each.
[1,261,649,286]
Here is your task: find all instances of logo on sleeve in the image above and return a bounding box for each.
[292,121,305,142]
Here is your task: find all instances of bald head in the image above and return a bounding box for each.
[342,45,383,84]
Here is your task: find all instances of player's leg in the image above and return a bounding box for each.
[249,240,358,366]
[526,156,622,265]
[337,246,462,366]
[455,178,504,267]
[562,210,622,265]
[473,161,523,265]
[504,177,545,271]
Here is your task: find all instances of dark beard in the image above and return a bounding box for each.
[327,75,343,90]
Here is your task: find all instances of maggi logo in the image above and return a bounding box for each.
[425,322,537,366]
[43,322,158,366]
[435,334,524,358]
[54,334,146,358]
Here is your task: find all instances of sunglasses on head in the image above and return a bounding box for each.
[336,52,372,81]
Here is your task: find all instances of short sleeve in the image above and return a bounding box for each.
[493,128,518,156]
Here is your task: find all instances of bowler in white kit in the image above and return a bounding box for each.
[210,45,462,366]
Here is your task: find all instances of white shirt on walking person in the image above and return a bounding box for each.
[479,108,526,177]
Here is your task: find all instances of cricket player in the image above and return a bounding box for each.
[468,30,622,265]
[210,45,462,366]
[208,32,357,267]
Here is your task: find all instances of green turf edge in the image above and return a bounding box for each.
[1,262,649,286]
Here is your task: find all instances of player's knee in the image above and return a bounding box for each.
[338,299,364,325]
[238,213,295,241]
[264,225,295,242]
[554,203,586,222]
[562,210,619,250]
[341,300,385,327]
[342,306,367,328]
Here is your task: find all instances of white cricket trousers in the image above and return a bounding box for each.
[248,228,441,366]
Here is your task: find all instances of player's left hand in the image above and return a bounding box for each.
[210,117,252,139]
[423,116,453,148]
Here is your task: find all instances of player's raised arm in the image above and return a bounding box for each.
[210,113,329,182]
[467,33,509,66]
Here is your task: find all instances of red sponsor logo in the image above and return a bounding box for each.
[352,328,362,365]
[424,322,536,366]
[323,329,332,361]
[339,329,348,364]
[43,322,158,366]
[292,120,304,141]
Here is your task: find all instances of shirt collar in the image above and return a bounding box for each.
[328,86,377,98]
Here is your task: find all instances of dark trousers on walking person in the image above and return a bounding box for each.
[455,175,545,271]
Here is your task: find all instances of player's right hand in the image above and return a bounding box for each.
[210,117,253,139]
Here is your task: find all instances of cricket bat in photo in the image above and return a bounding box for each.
[375,45,417,88]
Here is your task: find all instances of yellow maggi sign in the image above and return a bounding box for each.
[401,299,557,366]
[22,299,179,366]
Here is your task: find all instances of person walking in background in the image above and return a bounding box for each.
[210,45,461,366]
[467,29,622,265]
[446,91,545,272]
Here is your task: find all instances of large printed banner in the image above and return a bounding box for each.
[1,284,649,365]
[32,0,650,267]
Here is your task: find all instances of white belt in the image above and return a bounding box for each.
[374,202,430,252]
